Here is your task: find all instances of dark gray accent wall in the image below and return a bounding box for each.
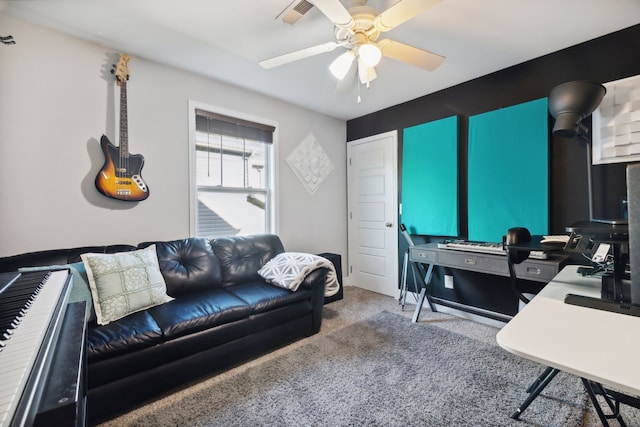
[346,24,640,317]
[348,24,640,235]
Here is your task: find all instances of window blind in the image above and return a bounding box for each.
[195,109,275,143]
[193,107,273,239]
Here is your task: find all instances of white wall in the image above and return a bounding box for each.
[0,14,347,259]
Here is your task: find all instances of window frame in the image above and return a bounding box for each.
[188,100,278,238]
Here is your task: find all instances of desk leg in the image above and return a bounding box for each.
[411,263,434,323]
[526,366,555,393]
[511,367,559,419]
[582,379,627,427]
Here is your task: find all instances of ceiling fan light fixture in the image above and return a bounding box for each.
[358,60,377,86]
[358,43,382,68]
[329,51,355,80]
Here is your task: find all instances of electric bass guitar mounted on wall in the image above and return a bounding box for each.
[95,53,149,201]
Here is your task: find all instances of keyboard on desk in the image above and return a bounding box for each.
[438,240,548,259]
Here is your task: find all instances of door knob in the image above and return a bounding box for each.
[385,222,393,228]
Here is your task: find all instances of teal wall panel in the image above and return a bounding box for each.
[402,116,458,236]
[468,98,549,242]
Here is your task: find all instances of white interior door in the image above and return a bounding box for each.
[347,131,398,297]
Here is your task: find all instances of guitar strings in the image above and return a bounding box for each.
[120,79,127,179]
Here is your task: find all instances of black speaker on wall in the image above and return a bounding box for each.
[627,163,640,306]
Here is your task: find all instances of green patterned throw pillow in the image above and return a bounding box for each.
[81,245,173,325]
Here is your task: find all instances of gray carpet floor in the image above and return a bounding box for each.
[97,286,639,426]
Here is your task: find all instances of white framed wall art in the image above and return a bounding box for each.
[286,133,334,195]
[593,74,640,164]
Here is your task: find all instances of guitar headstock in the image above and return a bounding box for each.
[111,53,131,86]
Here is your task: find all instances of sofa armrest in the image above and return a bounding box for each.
[299,268,327,333]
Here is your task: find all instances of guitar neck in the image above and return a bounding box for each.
[119,80,129,157]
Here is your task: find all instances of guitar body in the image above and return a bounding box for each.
[95,135,149,201]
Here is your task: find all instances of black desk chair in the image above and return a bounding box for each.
[505,227,560,420]
[506,227,533,305]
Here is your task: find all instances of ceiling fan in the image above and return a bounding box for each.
[259,0,445,96]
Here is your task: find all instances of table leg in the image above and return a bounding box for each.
[411,263,434,323]
[511,367,559,419]
[582,379,627,427]
[399,251,409,309]
[526,366,556,393]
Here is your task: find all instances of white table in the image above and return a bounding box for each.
[497,265,640,425]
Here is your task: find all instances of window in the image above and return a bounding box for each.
[189,104,275,239]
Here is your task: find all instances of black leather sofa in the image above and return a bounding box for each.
[0,234,328,423]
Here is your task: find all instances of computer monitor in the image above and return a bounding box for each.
[563,163,639,316]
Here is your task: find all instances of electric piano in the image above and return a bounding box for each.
[0,269,86,427]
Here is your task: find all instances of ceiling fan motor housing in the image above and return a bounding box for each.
[335,5,380,46]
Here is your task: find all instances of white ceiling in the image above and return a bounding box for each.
[3,0,640,120]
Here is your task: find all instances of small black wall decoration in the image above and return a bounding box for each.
[1,35,15,45]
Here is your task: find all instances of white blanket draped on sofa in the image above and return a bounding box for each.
[258,252,340,297]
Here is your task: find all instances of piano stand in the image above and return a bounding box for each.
[0,269,86,427]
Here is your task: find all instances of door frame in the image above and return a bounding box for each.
[346,130,399,297]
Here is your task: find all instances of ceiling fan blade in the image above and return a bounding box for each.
[375,0,442,32]
[335,55,357,94]
[310,0,353,28]
[259,41,339,69]
[378,39,445,71]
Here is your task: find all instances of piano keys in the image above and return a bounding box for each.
[0,270,72,427]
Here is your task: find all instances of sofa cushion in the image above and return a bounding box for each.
[213,234,284,286]
[148,288,252,339]
[87,310,164,362]
[81,245,173,325]
[140,238,222,296]
[225,280,311,314]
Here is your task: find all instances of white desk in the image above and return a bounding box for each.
[497,265,640,424]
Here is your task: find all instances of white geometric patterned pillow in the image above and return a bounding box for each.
[258,252,338,295]
[81,245,173,325]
